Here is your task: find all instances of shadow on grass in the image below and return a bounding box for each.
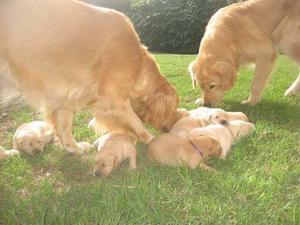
[223,99,300,132]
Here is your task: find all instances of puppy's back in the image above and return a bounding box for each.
[148,133,200,168]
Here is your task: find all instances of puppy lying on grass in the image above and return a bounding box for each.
[93,133,137,177]
[0,146,19,160]
[148,133,221,171]
[171,107,248,138]
[13,121,58,155]
[188,120,255,159]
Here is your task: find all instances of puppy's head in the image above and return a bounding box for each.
[208,110,228,124]
[94,152,119,177]
[190,59,237,107]
[18,134,43,155]
[225,112,249,122]
[228,120,255,139]
[189,135,222,158]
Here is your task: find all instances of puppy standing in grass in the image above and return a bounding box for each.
[93,133,137,177]
[13,121,57,155]
[189,0,300,106]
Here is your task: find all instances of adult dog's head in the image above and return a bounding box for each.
[132,49,183,131]
[189,58,237,107]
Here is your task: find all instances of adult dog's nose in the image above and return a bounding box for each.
[203,102,212,107]
[93,169,101,177]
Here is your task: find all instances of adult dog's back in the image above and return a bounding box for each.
[0,0,179,154]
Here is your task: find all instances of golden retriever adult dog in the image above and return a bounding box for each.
[0,0,179,154]
[189,0,300,106]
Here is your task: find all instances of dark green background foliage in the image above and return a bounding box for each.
[83,0,242,53]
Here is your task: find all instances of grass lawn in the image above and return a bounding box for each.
[0,54,299,225]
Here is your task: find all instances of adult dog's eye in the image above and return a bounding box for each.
[209,84,216,90]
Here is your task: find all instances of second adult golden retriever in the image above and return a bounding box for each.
[0,0,180,154]
[189,0,300,106]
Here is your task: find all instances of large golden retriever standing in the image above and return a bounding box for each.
[0,0,180,154]
[189,0,300,106]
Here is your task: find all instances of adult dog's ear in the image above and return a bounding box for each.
[188,60,198,88]
[214,61,237,91]
[147,81,178,130]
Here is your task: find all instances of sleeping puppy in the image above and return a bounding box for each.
[93,133,137,177]
[189,107,249,123]
[0,146,19,160]
[13,121,57,155]
[170,117,208,138]
[188,120,255,159]
[171,107,248,138]
[148,133,222,170]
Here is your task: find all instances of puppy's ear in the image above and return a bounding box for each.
[214,61,236,91]
[189,135,221,157]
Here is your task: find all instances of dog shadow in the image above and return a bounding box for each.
[222,99,300,132]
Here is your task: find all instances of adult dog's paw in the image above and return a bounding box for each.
[241,98,258,106]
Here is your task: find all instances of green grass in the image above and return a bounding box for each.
[0,55,299,225]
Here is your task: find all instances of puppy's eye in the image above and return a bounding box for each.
[209,84,216,90]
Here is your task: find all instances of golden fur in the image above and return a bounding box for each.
[148,133,222,170]
[189,0,300,106]
[171,107,248,138]
[188,120,255,158]
[0,146,19,160]
[13,121,57,155]
[0,0,179,154]
[93,133,136,177]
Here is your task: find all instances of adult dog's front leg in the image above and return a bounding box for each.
[94,101,154,144]
[47,108,91,154]
[285,73,300,96]
[242,55,277,105]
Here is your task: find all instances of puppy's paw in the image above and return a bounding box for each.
[6,149,20,157]
[139,132,154,144]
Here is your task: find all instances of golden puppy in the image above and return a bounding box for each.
[0,0,179,155]
[188,120,255,159]
[13,121,57,155]
[148,133,222,170]
[0,146,19,160]
[189,0,300,106]
[170,117,208,138]
[93,133,136,177]
[171,107,248,138]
